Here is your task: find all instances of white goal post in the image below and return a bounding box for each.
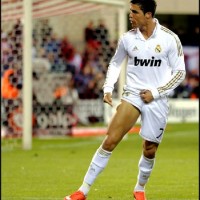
[22,0,33,150]
[2,0,127,150]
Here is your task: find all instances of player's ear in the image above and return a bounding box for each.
[145,12,152,19]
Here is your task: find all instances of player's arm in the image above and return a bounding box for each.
[151,35,186,99]
[103,93,113,107]
[102,36,127,106]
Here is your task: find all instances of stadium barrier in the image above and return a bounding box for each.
[1,78,198,138]
[104,98,199,124]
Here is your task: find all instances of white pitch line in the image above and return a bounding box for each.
[40,140,100,150]
[1,138,102,152]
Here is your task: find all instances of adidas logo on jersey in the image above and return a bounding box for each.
[134,56,161,67]
[132,46,138,51]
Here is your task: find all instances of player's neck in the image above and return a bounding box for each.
[140,19,156,40]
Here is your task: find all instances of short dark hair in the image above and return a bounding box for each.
[130,0,157,17]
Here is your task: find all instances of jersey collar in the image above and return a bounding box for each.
[135,18,161,40]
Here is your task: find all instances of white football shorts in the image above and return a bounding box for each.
[121,91,169,143]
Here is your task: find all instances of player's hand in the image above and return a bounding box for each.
[140,90,154,103]
[103,93,113,107]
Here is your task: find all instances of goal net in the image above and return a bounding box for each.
[1,0,126,140]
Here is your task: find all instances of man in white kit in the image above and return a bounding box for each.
[64,0,186,199]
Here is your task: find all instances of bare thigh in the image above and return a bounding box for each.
[102,100,140,151]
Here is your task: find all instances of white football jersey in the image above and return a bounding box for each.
[103,19,186,99]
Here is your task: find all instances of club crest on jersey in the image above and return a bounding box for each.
[155,45,161,53]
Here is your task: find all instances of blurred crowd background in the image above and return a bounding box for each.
[1,19,117,100]
[1,18,199,100]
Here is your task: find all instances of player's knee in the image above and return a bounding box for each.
[102,136,119,152]
[143,142,158,159]
[143,149,156,159]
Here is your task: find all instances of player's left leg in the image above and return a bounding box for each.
[134,140,159,200]
[133,98,168,199]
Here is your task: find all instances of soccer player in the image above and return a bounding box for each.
[64,0,186,199]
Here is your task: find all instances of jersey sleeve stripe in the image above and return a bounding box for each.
[157,70,185,94]
[161,26,183,56]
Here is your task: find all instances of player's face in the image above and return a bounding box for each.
[129,3,147,29]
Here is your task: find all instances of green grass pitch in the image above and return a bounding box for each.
[1,123,199,200]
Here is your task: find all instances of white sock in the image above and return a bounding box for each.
[79,146,112,195]
[134,182,145,191]
[78,182,90,196]
[134,155,155,191]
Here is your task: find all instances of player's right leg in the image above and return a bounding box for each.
[64,100,140,200]
[102,100,140,151]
